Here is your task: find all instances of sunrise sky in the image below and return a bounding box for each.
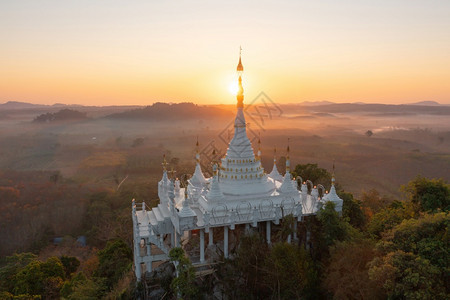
[1,1,449,106]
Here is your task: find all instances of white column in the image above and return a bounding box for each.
[176,231,180,247]
[134,242,142,280]
[135,260,141,280]
[146,239,152,272]
[173,227,179,247]
[224,226,229,258]
[293,221,297,240]
[266,221,271,245]
[245,223,250,233]
[287,233,292,244]
[146,239,151,256]
[208,228,214,246]
[200,229,205,263]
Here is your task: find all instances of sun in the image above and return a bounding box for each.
[228,81,239,96]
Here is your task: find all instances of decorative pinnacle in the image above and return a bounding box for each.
[162,154,168,170]
[332,159,336,186]
[286,138,291,172]
[287,138,290,157]
[169,167,176,179]
[195,137,200,163]
[236,48,244,108]
[237,46,243,72]
[273,146,277,164]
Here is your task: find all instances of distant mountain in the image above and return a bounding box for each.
[0,101,48,110]
[408,101,441,106]
[52,103,69,107]
[33,109,88,123]
[106,102,232,121]
[304,103,450,115]
[297,101,334,106]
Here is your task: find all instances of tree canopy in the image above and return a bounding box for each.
[292,163,332,188]
[402,175,449,212]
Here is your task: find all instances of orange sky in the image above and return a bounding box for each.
[1,1,449,106]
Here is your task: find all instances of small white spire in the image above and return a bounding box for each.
[190,138,207,187]
[279,171,297,194]
[179,189,196,217]
[321,161,343,213]
[268,146,283,181]
[286,138,291,173]
[207,163,225,202]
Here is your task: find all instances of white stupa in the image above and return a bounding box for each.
[131,51,342,280]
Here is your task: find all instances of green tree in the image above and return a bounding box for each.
[367,201,415,237]
[402,175,450,212]
[169,247,198,299]
[292,163,332,188]
[325,239,383,299]
[60,272,87,298]
[339,191,366,229]
[60,256,80,278]
[67,277,107,300]
[369,250,446,299]
[380,212,449,270]
[94,239,132,290]
[0,253,37,293]
[263,242,310,299]
[360,189,394,218]
[368,212,449,299]
[316,201,354,248]
[276,214,296,242]
[13,257,65,298]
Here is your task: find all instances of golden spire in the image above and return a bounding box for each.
[195,137,200,163]
[332,159,336,186]
[162,154,168,171]
[287,138,290,158]
[169,167,176,179]
[236,47,244,108]
[273,146,277,164]
[286,138,291,172]
[237,46,244,72]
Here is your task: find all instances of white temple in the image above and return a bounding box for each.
[131,53,343,280]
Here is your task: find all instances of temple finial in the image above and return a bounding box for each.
[169,167,176,179]
[286,138,291,172]
[236,47,244,108]
[273,146,277,164]
[332,159,336,186]
[237,46,243,72]
[195,137,200,163]
[162,154,168,171]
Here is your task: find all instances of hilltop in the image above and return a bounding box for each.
[105,102,232,121]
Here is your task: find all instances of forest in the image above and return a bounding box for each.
[0,102,449,299]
